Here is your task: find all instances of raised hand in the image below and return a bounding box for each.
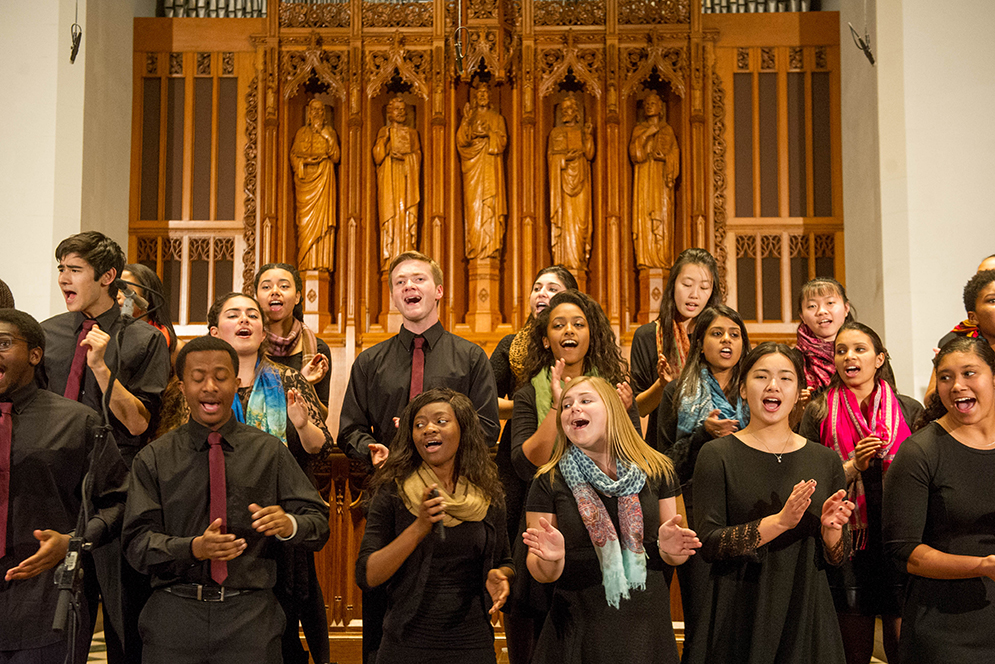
[616,381,634,410]
[81,323,110,370]
[286,389,309,430]
[485,568,511,614]
[703,409,740,438]
[192,518,246,561]
[853,436,885,471]
[657,356,675,384]
[300,353,329,384]
[523,517,565,562]
[550,357,570,407]
[657,514,700,558]
[776,479,816,530]
[368,443,390,467]
[821,489,854,531]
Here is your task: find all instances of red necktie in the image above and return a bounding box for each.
[64,319,96,401]
[409,336,425,401]
[208,432,228,585]
[0,402,11,558]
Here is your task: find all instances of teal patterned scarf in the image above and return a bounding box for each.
[233,358,287,444]
[677,366,749,438]
[558,445,647,608]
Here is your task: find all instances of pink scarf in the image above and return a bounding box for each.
[820,380,911,549]
[797,323,835,392]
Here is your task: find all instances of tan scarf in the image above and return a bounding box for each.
[399,464,490,527]
[508,317,536,389]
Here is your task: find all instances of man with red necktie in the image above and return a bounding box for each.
[0,308,128,663]
[40,231,170,663]
[337,250,500,663]
[123,336,329,664]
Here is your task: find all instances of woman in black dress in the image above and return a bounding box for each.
[799,322,921,664]
[523,376,698,663]
[630,248,721,451]
[883,336,995,663]
[687,343,854,664]
[254,263,332,414]
[356,389,513,664]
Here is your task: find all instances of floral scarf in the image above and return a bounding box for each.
[820,379,911,549]
[656,318,691,373]
[677,367,749,438]
[233,358,287,444]
[559,446,647,609]
[797,322,836,392]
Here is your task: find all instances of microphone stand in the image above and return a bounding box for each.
[52,301,149,663]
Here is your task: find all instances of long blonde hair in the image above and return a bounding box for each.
[537,376,676,482]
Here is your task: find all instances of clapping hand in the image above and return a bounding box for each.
[523,517,565,563]
[657,514,700,558]
[853,436,885,472]
[703,409,740,438]
[821,489,854,531]
[616,381,634,410]
[776,479,816,530]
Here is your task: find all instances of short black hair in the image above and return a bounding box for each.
[0,308,45,353]
[175,335,238,382]
[963,269,995,314]
[55,231,126,298]
[0,280,14,309]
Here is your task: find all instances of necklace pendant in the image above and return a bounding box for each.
[776,456,782,463]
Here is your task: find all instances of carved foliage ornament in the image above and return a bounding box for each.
[711,65,729,297]
[538,31,603,99]
[242,75,259,291]
[622,32,687,99]
[279,2,350,28]
[468,0,497,20]
[534,0,605,26]
[197,53,211,76]
[619,0,690,25]
[146,53,158,76]
[283,34,349,101]
[458,29,503,82]
[366,32,431,100]
[363,2,433,29]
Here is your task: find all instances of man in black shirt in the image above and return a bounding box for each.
[337,251,499,662]
[0,309,129,662]
[123,336,329,664]
[40,231,170,663]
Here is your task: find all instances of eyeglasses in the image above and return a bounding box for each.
[0,336,29,352]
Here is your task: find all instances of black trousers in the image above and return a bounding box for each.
[139,588,285,664]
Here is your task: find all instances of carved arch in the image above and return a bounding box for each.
[366,32,431,100]
[282,32,348,101]
[459,28,502,83]
[537,31,604,99]
[622,32,687,99]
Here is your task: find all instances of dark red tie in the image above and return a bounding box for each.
[0,402,11,558]
[208,432,227,585]
[410,336,425,401]
[64,319,96,401]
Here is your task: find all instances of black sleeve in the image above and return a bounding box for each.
[510,385,541,481]
[282,365,335,453]
[525,472,556,514]
[797,403,823,444]
[883,431,932,567]
[663,381,715,485]
[355,487,400,591]
[275,443,331,551]
[314,337,332,405]
[467,346,502,446]
[337,355,377,461]
[83,417,131,547]
[124,325,171,417]
[629,323,658,399]
[692,441,763,563]
[655,381,678,454]
[492,503,514,572]
[898,394,924,430]
[490,334,516,399]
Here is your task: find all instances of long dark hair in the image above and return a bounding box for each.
[368,389,504,505]
[520,290,628,387]
[915,336,995,430]
[657,248,721,365]
[673,304,750,410]
[124,263,177,352]
[526,265,579,325]
[254,263,304,322]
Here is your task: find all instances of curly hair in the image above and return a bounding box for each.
[656,248,722,365]
[254,263,305,322]
[519,290,628,386]
[963,269,995,314]
[368,389,504,506]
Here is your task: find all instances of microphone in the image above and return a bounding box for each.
[115,279,149,319]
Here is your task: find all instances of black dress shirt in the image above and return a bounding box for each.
[0,383,129,651]
[122,417,329,590]
[41,304,170,465]
[337,321,500,464]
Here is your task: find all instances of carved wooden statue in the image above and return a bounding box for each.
[629,93,679,269]
[291,99,341,271]
[457,80,508,260]
[548,95,595,272]
[373,97,422,268]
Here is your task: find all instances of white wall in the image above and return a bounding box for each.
[875,0,995,398]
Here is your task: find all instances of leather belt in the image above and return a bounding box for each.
[164,584,253,602]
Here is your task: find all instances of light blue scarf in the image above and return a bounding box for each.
[558,445,647,608]
[233,358,287,444]
[677,366,749,438]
